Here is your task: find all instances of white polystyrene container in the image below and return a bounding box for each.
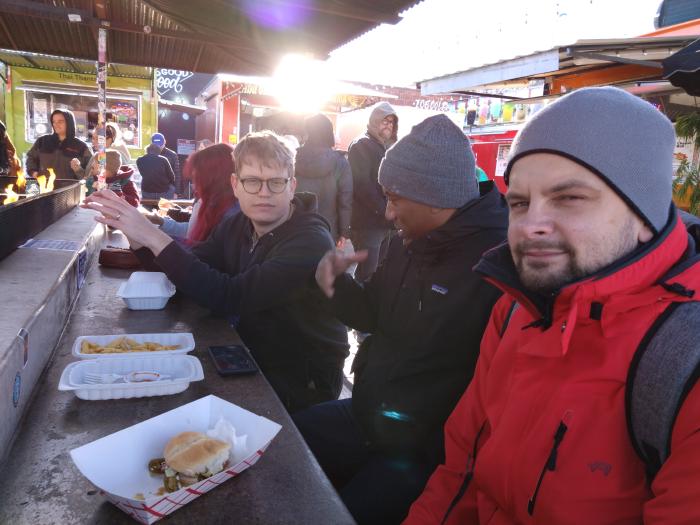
[117,271,176,310]
[72,332,195,359]
[58,354,204,400]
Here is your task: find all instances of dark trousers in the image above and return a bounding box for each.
[292,399,436,525]
[351,229,391,283]
[265,361,343,413]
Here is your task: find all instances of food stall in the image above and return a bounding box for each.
[0,52,158,162]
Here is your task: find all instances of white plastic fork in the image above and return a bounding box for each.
[83,371,171,384]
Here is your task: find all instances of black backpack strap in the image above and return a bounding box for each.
[626,301,700,480]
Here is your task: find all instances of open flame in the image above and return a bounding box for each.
[16,170,26,192]
[1,167,57,205]
[36,170,57,194]
[3,184,18,205]
[47,169,56,191]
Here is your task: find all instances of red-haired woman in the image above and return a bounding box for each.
[149,143,239,244]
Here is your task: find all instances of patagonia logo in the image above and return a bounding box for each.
[588,461,612,477]
[431,284,448,295]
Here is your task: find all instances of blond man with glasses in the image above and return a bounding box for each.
[84,131,350,412]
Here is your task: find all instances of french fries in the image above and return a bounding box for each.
[80,336,180,354]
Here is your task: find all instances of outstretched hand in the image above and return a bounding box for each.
[315,249,368,298]
[82,189,172,254]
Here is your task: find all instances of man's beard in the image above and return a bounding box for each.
[513,217,640,295]
[513,241,583,295]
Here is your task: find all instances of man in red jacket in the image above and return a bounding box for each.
[405,87,700,524]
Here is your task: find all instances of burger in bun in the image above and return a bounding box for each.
[151,431,231,492]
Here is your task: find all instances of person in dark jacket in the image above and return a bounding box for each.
[294,115,508,524]
[348,102,398,281]
[151,133,182,196]
[136,143,176,199]
[83,131,349,412]
[295,114,353,243]
[26,109,91,180]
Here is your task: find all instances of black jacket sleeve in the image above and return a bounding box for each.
[328,255,385,332]
[162,157,175,186]
[25,138,42,174]
[348,139,387,218]
[79,142,92,169]
[336,156,353,238]
[154,222,331,317]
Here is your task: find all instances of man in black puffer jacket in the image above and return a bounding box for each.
[26,109,91,180]
[294,115,508,525]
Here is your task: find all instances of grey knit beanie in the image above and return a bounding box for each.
[378,114,478,209]
[504,86,675,233]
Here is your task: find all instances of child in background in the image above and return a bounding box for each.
[91,149,139,207]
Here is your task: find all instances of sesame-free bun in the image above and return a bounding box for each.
[164,431,231,477]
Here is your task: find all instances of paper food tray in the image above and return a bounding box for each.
[72,332,195,359]
[70,395,282,524]
[58,355,204,400]
[117,272,176,310]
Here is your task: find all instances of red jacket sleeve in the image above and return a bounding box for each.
[404,295,514,524]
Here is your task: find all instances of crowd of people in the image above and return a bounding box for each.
[13,87,699,524]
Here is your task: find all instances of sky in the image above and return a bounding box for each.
[326,0,664,87]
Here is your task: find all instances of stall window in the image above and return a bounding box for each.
[24,89,141,147]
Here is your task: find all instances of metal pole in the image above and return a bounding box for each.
[96,25,107,190]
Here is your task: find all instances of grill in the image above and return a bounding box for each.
[0,176,82,261]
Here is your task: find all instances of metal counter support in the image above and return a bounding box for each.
[0,232,354,524]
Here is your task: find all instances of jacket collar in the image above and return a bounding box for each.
[407,182,508,257]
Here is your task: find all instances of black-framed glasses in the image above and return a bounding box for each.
[238,177,290,194]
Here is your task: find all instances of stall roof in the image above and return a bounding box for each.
[419,34,699,98]
[0,0,420,75]
[0,48,153,78]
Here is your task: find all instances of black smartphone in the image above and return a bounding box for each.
[208,345,259,376]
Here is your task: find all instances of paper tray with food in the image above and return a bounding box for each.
[72,332,195,359]
[58,354,204,400]
[70,395,282,524]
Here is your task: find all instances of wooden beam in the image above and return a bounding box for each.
[93,0,108,20]
[0,14,18,49]
[193,43,205,73]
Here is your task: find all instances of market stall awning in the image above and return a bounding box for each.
[0,0,420,75]
[419,35,699,99]
[663,38,700,95]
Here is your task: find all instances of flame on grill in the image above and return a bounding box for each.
[3,184,18,205]
[1,166,57,206]
[47,169,55,191]
[16,170,26,192]
[37,170,57,194]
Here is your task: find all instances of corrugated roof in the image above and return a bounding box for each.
[0,0,420,75]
